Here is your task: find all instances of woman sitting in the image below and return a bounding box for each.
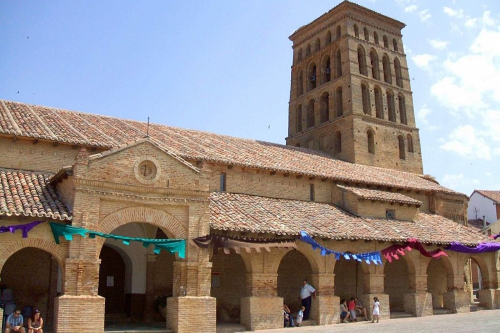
[340,299,351,323]
[28,309,43,333]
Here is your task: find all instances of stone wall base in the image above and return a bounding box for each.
[361,293,389,321]
[54,295,105,333]
[404,292,432,317]
[478,289,497,309]
[240,296,282,331]
[312,295,339,325]
[496,290,500,308]
[443,290,470,313]
[166,296,216,333]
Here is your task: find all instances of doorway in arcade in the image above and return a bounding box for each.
[98,223,174,327]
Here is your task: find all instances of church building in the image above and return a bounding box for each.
[0,2,498,333]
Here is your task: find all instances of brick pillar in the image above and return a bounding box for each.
[363,273,389,320]
[54,257,104,333]
[167,260,216,333]
[240,273,282,331]
[404,292,433,316]
[478,289,497,309]
[403,274,432,317]
[144,254,156,322]
[310,273,338,325]
[443,290,470,313]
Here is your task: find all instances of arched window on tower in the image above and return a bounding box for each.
[297,71,304,97]
[307,99,315,128]
[394,58,403,88]
[315,38,321,52]
[387,91,396,122]
[383,35,389,48]
[364,27,369,41]
[354,24,359,38]
[320,92,329,123]
[374,32,379,45]
[334,131,342,154]
[407,134,414,153]
[335,49,342,78]
[296,104,303,132]
[297,48,303,62]
[383,55,392,84]
[358,46,368,76]
[374,86,383,119]
[393,39,399,52]
[322,56,331,84]
[361,83,371,115]
[335,87,343,117]
[370,50,380,80]
[398,135,406,159]
[306,44,311,56]
[398,94,407,124]
[325,30,332,44]
[367,130,375,154]
[308,63,317,90]
[336,25,341,39]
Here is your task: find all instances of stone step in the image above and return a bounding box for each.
[216,322,247,333]
[390,311,415,319]
[433,308,453,315]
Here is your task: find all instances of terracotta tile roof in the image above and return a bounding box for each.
[338,185,423,206]
[474,190,500,204]
[0,168,72,221]
[0,100,463,196]
[209,192,487,245]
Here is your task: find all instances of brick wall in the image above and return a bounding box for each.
[427,259,447,308]
[0,138,99,173]
[210,253,246,322]
[384,257,411,311]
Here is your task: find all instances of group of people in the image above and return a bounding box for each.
[283,279,316,327]
[4,308,43,333]
[284,278,382,327]
[340,297,380,323]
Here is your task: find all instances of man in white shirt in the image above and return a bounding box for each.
[299,279,316,320]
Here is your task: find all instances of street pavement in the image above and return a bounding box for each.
[253,310,500,332]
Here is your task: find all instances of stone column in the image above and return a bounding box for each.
[404,274,433,317]
[144,254,156,322]
[240,273,282,331]
[310,273,338,325]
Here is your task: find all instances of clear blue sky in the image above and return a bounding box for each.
[1,0,499,197]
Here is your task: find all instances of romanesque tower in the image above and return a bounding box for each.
[286,1,423,174]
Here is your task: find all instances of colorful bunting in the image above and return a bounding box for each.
[299,231,382,265]
[49,222,186,258]
[444,241,500,254]
[381,238,448,263]
[192,234,297,255]
[0,220,45,238]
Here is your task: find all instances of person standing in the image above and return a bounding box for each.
[299,279,316,320]
[372,297,380,323]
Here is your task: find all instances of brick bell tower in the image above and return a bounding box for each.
[286,1,423,174]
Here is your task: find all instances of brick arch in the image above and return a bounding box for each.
[0,238,66,275]
[98,206,187,238]
[462,254,495,289]
[95,206,188,257]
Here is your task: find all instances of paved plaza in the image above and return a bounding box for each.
[253,310,500,333]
